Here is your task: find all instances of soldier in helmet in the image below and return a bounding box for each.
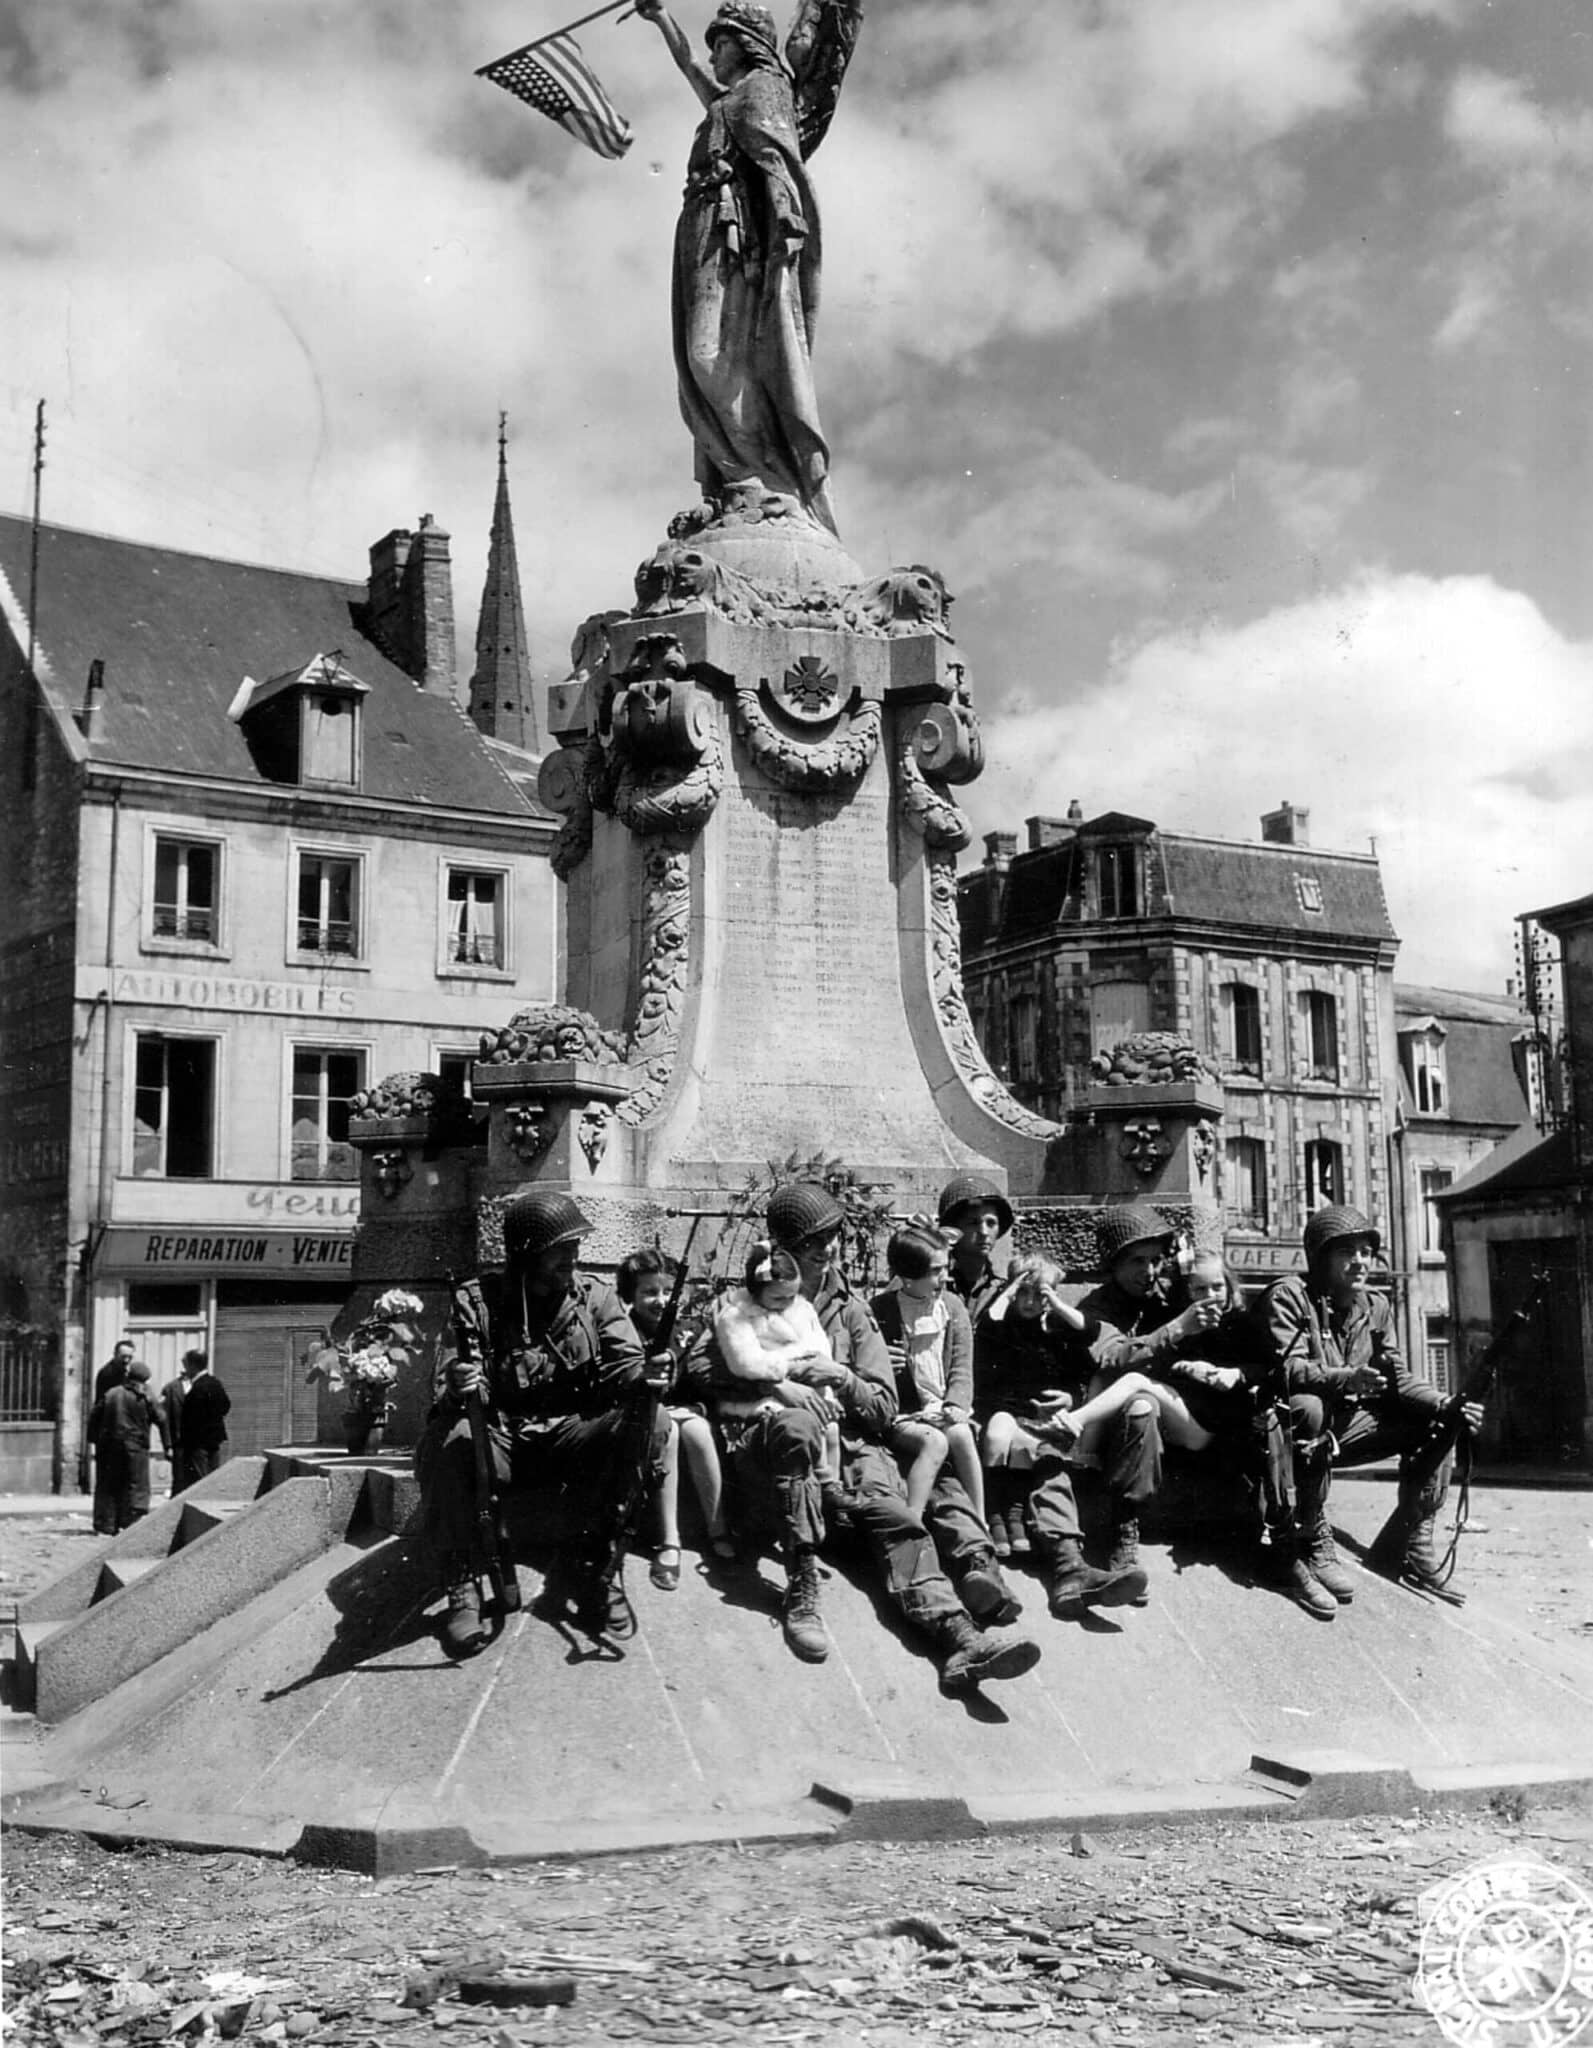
[1066,1205,1195,1594]
[938,1173,1014,1327]
[1261,1205,1482,1611]
[711,1180,1041,1693]
[416,1188,668,1656]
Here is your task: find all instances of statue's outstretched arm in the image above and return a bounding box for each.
[635,0,719,110]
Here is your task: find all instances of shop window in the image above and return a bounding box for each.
[152,837,220,944]
[1224,1136,1268,1231]
[291,1047,365,1182]
[444,867,507,970]
[1221,982,1262,1073]
[1302,990,1339,1080]
[296,852,361,956]
[132,1035,215,1179]
[1419,1167,1453,1255]
[126,1282,204,1319]
[1303,1137,1344,1211]
[1098,845,1138,919]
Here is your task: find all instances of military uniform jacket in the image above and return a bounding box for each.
[804,1273,897,1446]
[471,1272,646,1427]
[1075,1278,1183,1380]
[948,1256,1006,1330]
[1261,1275,1441,1414]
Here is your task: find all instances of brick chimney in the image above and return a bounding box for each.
[1026,815,1078,851]
[984,830,1017,871]
[364,516,456,697]
[1262,800,1309,846]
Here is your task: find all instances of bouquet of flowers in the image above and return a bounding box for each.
[304,1289,424,1430]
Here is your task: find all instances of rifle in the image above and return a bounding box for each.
[1446,1268,1552,1415]
[1422,1267,1553,1588]
[448,1275,521,1618]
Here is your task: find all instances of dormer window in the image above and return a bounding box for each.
[1402,1023,1448,1115]
[231,652,367,789]
[1098,844,1139,919]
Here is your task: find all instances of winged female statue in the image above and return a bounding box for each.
[634,0,863,537]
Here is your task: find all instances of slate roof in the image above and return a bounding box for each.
[1157,834,1396,942]
[1394,984,1532,1128]
[0,514,543,819]
[966,825,1397,947]
[1438,1124,1582,1204]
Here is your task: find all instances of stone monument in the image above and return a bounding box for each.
[343,0,1216,1371]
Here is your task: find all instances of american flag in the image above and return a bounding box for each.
[478,32,634,161]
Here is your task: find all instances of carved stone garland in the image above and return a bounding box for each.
[732,682,881,792]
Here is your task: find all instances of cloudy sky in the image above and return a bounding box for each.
[4,0,1589,989]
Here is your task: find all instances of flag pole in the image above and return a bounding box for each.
[476,0,636,69]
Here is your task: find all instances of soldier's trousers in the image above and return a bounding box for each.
[415,1404,669,1564]
[844,1442,989,1644]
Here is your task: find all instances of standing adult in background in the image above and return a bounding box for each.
[158,1364,188,1495]
[95,1336,136,1400]
[1261,1206,1481,1608]
[96,1361,160,1532]
[178,1349,231,1489]
[89,1337,138,1531]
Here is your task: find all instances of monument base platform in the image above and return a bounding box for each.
[4,1453,1591,1870]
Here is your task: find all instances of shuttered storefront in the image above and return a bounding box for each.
[213,1282,343,1454]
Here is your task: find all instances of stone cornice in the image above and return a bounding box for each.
[77,763,556,849]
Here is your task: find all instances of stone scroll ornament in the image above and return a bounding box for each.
[896,690,983,852]
[538,629,726,873]
[922,851,1059,1141]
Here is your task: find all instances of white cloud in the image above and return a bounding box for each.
[972,571,1593,988]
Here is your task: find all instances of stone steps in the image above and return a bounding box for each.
[8,1456,379,1720]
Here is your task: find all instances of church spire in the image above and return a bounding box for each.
[467,413,539,753]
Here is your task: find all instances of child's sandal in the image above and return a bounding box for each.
[650,1544,682,1591]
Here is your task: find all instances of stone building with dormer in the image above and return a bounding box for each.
[958,802,1400,1291]
[0,495,556,1491]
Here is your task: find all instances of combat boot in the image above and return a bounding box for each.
[1277,1544,1337,1621]
[958,1559,1024,1629]
[1304,1513,1356,1604]
[781,1548,830,1662]
[442,1573,488,1657]
[1107,1513,1151,1605]
[572,1553,636,1641]
[1369,1508,1465,1606]
[938,1615,1042,1693]
[1044,1538,1148,1619]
